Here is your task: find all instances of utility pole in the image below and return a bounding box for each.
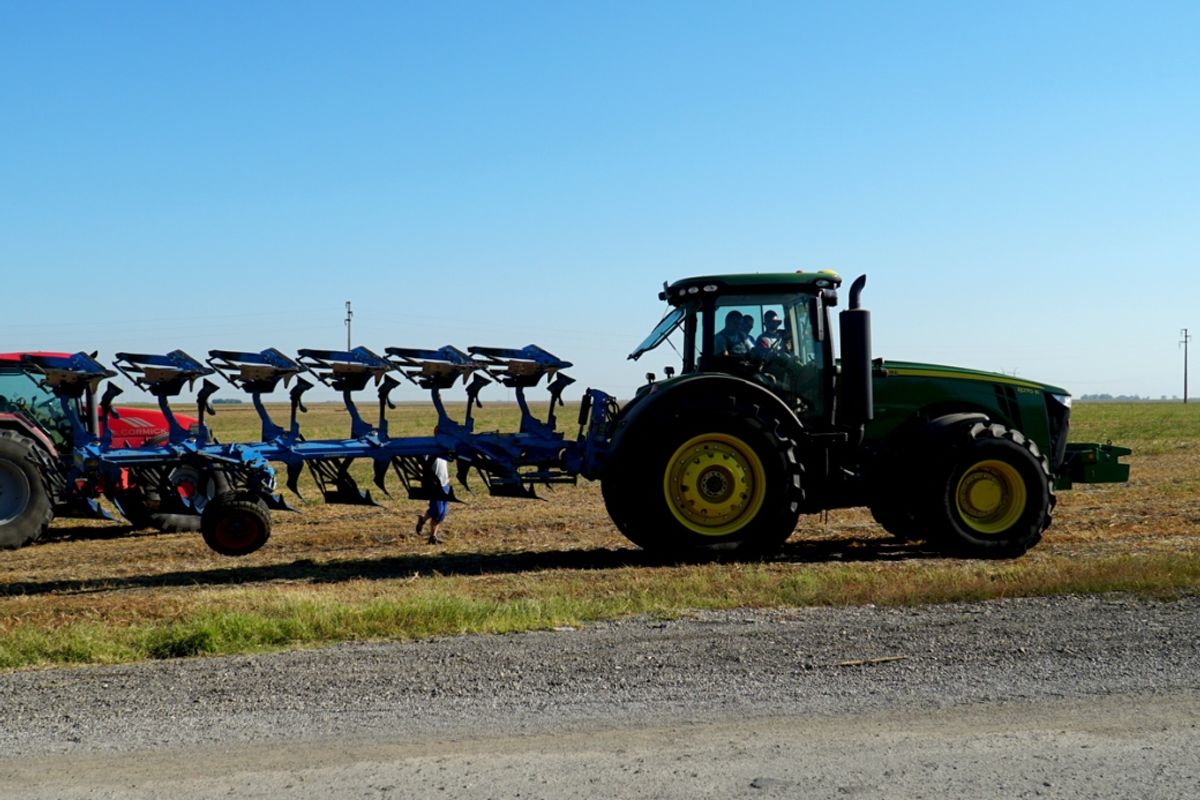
[1183,328,1191,404]
[345,301,353,350]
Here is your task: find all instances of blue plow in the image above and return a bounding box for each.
[19,345,617,555]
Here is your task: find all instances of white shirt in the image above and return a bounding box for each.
[433,457,450,486]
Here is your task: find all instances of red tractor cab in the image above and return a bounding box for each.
[0,352,198,548]
[0,352,184,449]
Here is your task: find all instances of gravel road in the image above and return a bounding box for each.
[2,594,1198,799]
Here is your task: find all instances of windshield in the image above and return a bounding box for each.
[0,366,72,447]
[707,293,826,418]
[628,303,693,361]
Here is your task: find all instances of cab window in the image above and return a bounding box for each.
[705,294,826,418]
[0,367,72,446]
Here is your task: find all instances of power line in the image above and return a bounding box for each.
[1182,328,1191,404]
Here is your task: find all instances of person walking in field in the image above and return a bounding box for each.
[415,455,451,544]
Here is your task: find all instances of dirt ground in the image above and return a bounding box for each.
[3,449,1195,592]
[2,401,1197,614]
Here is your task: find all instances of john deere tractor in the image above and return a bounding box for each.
[604,271,1128,558]
[1,272,1128,559]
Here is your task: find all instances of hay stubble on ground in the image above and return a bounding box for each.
[2,403,1199,797]
[0,402,1198,667]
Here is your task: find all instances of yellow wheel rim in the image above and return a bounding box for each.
[663,433,767,536]
[955,459,1026,535]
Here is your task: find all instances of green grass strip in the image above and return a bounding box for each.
[2,553,1198,671]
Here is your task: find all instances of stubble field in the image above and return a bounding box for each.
[1,401,1197,669]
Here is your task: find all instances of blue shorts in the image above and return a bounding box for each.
[427,486,450,523]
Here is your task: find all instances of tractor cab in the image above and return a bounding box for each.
[1,353,185,450]
[0,354,77,449]
[629,270,849,423]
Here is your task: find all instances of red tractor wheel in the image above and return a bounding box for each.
[0,430,54,549]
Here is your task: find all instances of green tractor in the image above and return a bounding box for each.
[601,271,1129,558]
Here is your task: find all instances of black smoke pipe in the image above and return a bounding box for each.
[838,275,873,433]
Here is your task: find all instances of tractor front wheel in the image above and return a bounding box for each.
[0,430,53,549]
[925,422,1053,558]
[602,397,804,557]
[201,492,271,556]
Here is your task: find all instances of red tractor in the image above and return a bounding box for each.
[0,352,197,548]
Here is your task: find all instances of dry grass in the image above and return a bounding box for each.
[1,401,1197,668]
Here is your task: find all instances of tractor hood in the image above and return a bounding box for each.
[876,360,1070,398]
[867,359,1080,480]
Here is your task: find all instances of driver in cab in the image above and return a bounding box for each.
[755,310,784,351]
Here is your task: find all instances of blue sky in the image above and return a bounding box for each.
[1,1,1197,403]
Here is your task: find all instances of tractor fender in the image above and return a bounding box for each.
[864,411,994,513]
[870,411,992,461]
[607,373,802,465]
[866,412,990,486]
[920,412,991,440]
[0,413,58,458]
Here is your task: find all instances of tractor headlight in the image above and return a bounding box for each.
[1050,393,1072,409]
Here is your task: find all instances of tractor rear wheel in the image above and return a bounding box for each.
[924,422,1053,558]
[602,395,804,557]
[201,491,271,556]
[0,430,54,549]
